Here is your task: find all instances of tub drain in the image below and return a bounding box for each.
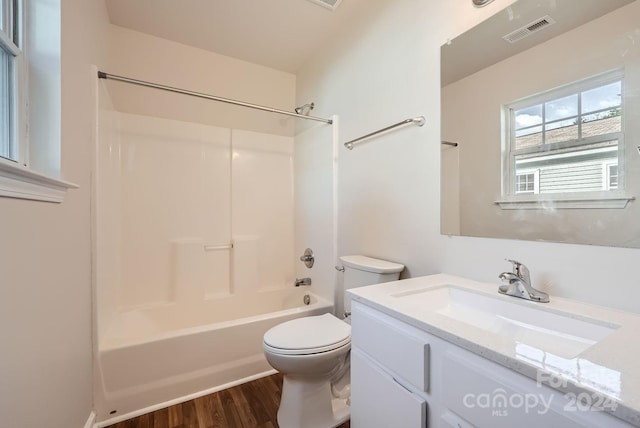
[303,294,311,305]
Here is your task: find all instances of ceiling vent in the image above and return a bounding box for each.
[503,15,556,43]
[305,0,342,11]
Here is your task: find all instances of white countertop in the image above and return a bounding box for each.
[347,274,640,427]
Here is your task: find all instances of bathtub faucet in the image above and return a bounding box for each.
[295,277,312,287]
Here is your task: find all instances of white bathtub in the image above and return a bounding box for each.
[95,288,332,423]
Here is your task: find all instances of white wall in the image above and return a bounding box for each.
[107,25,297,137]
[0,0,110,427]
[294,120,337,305]
[296,0,449,316]
[297,0,640,315]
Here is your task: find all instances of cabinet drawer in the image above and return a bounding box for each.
[442,352,634,428]
[351,302,430,392]
[351,349,427,428]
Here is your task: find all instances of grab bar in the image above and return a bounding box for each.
[204,243,233,251]
[344,116,425,150]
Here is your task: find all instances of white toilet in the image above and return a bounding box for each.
[262,255,404,428]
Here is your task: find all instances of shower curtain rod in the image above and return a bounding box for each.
[97,71,333,125]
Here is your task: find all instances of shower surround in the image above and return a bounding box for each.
[94,88,331,423]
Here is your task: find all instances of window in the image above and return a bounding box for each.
[0,0,75,202]
[605,162,618,190]
[504,71,624,201]
[515,170,539,194]
[0,0,21,162]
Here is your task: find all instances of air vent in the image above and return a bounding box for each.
[503,15,556,43]
[305,0,342,11]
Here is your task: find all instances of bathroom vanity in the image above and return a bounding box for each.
[347,274,640,427]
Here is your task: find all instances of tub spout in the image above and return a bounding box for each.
[295,277,312,287]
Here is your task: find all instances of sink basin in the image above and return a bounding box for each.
[391,285,618,358]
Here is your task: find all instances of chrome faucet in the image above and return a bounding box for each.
[295,277,312,287]
[498,259,549,303]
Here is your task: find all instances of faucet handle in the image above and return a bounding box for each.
[505,258,521,271]
[505,259,530,281]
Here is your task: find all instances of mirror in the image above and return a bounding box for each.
[441,0,640,248]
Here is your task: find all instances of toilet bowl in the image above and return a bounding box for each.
[262,255,404,428]
[263,313,351,428]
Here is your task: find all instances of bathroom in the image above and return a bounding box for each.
[1,0,640,427]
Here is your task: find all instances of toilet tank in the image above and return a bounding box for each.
[340,255,405,290]
[340,255,404,315]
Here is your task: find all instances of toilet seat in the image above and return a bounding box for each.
[263,313,351,356]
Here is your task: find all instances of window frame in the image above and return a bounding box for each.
[604,161,618,191]
[0,0,26,164]
[498,70,633,210]
[514,169,539,195]
[0,0,77,203]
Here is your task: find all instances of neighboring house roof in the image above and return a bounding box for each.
[516,116,621,149]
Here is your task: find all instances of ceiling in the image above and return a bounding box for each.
[105,0,365,74]
[441,0,635,86]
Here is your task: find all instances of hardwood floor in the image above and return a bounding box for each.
[106,373,351,428]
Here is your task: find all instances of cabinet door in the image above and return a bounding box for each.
[351,349,427,428]
[352,302,430,392]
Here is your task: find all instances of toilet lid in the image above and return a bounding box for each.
[263,313,351,355]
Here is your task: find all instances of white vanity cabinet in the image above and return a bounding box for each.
[350,301,429,427]
[350,300,634,428]
[351,350,427,427]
